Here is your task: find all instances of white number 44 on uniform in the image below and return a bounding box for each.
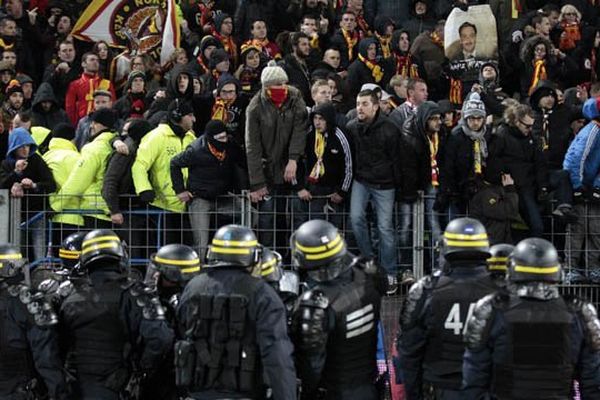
[444,302,476,335]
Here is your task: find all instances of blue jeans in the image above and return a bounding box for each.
[350,180,397,273]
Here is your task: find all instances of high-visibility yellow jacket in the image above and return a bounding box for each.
[58,130,116,221]
[132,123,195,212]
[42,138,84,226]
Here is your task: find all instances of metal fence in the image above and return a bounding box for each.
[5,189,600,295]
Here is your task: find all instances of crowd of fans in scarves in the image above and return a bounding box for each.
[1,0,600,284]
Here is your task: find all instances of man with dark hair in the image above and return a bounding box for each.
[65,52,115,126]
[390,77,428,128]
[242,18,281,60]
[331,11,361,69]
[458,22,478,60]
[43,40,80,106]
[348,89,404,289]
[282,31,313,105]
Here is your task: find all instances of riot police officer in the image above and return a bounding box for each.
[463,238,600,399]
[59,229,174,399]
[487,243,514,285]
[398,217,498,400]
[291,219,384,400]
[175,224,297,400]
[141,243,201,400]
[58,230,87,270]
[0,243,68,399]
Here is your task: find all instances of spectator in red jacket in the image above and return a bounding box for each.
[65,52,115,126]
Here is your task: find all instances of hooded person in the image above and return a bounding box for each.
[191,35,223,77]
[401,0,436,42]
[200,48,231,94]
[166,64,195,101]
[0,127,56,259]
[292,101,353,228]
[347,37,392,99]
[212,13,238,65]
[477,61,507,118]
[31,82,70,130]
[438,92,492,213]
[391,29,425,79]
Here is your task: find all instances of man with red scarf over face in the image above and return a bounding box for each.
[245,60,308,248]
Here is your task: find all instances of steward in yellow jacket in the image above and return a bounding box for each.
[56,109,118,224]
[42,123,84,227]
[132,100,196,212]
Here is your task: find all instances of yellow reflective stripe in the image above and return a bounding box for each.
[305,241,344,260]
[444,232,488,240]
[210,247,252,255]
[513,265,560,274]
[488,257,508,263]
[211,239,258,247]
[0,253,22,260]
[181,266,201,274]
[154,256,200,266]
[261,265,275,276]
[260,257,277,269]
[81,242,120,255]
[59,249,80,260]
[82,235,120,248]
[488,265,508,271]
[295,234,342,253]
[445,240,489,247]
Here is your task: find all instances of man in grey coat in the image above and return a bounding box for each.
[245,60,308,248]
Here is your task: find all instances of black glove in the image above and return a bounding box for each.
[433,192,449,212]
[139,190,156,204]
[537,187,549,203]
[573,188,586,203]
[591,188,600,203]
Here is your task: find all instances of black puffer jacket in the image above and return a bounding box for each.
[31,82,69,130]
[170,135,241,200]
[346,110,404,190]
[488,123,548,191]
[347,37,392,99]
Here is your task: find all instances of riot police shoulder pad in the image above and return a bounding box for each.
[57,280,75,298]
[565,295,600,352]
[464,292,500,350]
[16,286,59,327]
[400,276,434,329]
[128,282,166,320]
[299,289,329,309]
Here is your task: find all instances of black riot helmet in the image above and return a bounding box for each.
[509,238,562,283]
[148,244,201,286]
[80,229,125,270]
[487,243,514,276]
[291,219,349,282]
[442,217,491,261]
[0,244,27,282]
[254,247,283,283]
[59,231,87,269]
[206,224,261,268]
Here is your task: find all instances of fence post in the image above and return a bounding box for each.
[413,191,425,279]
[0,190,9,243]
[9,194,21,245]
[240,191,253,228]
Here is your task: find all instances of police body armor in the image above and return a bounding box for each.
[0,286,34,394]
[492,295,574,400]
[61,278,129,384]
[318,266,381,389]
[176,272,263,397]
[423,273,497,388]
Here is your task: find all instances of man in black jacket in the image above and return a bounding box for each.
[348,89,404,287]
[488,103,548,237]
[170,120,242,257]
[398,101,443,279]
[292,102,353,229]
[282,32,312,105]
[529,80,578,222]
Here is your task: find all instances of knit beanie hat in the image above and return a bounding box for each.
[5,79,22,96]
[90,108,118,130]
[209,48,230,69]
[167,99,195,120]
[51,122,75,140]
[127,70,146,88]
[462,92,486,119]
[260,60,288,86]
[204,120,227,137]
[217,73,241,94]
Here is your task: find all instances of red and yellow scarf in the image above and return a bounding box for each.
[213,30,238,66]
[356,14,371,36]
[196,55,209,75]
[395,54,420,78]
[358,53,383,82]
[211,97,230,122]
[428,132,439,186]
[208,142,226,161]
[528,59,547,95]
[559,21,581,51]
[308,129,326,183]
[376,33,392,58]
[341,28,359,61]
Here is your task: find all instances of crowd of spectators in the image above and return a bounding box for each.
[0,0,599,285]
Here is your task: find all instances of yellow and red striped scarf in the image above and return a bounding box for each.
[211,98,229,122]
[308,129,326,183]
[341,29,359,61]
[528,59,547,96]
[358,53,384,82]
[428,132,440,186]
[376,33,392,58]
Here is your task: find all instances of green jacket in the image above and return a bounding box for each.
[58,130,116,221]
[132,123,195,212]
[42,138,84,226]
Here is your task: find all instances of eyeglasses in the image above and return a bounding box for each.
[519,120,534,129]
[564,12,577,16]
